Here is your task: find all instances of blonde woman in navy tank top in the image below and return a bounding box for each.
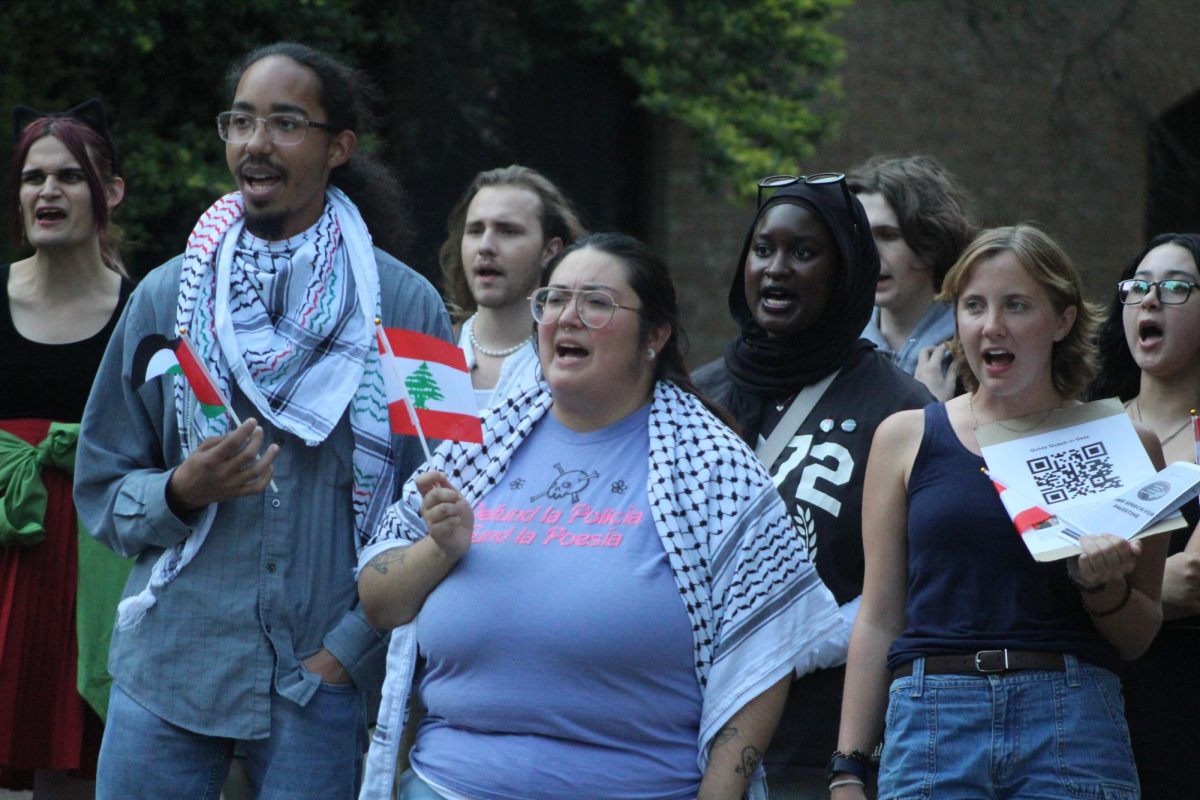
[830,225,1168,800]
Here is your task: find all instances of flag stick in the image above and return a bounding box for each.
[376,324,434,462]
[1191,408,1199,467]
[179,332,278,494]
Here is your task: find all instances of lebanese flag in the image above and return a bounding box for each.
[991,479,1054,535]
[377,327,483,444]
[131,333,229,419]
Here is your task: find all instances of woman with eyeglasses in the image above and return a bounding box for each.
[693,176,932,797]
[355,232,844,800]
[1,101,131,796]
[1091,233,1200,799]
[834,226,1167,800]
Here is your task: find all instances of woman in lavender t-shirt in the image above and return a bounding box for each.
[357,233,844,800]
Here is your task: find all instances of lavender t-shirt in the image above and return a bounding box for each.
[410,404,703,800]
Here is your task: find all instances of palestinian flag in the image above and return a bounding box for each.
[131,333,228,419]
[377,327,483,444]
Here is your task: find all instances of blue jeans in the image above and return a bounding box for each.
[879,655,1138,800]
[97,682,365,800]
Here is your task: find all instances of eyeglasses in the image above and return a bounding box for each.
[757,173,859,242]
[1117,278,1199,305]
[529,287,640,329]
[216,111,340,146]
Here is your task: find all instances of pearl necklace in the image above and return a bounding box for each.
[468,315,531,358]
[967,392,1063,432]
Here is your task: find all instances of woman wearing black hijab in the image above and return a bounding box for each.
[696,175,931,796]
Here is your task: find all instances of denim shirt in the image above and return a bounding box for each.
[861,301,955,376]
[74,249,451,739]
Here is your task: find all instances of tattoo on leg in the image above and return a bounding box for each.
[735,745,763,777]
[369,549,407,574]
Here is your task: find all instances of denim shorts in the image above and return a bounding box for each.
[879,655,1138,800]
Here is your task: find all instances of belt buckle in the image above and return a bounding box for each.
[974,649,1009,673]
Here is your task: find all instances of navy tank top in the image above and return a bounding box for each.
[887,403,1121,674]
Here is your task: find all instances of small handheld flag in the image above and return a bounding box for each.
[132,331,277,492]
[376,324,483,460]
[132,333,225,418]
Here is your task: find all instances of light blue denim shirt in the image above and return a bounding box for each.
[74,249,451,739]
[861,301,955,376]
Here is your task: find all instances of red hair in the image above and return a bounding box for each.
[8,115,122,267]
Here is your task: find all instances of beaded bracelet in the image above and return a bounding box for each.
[1082,576,1133,617]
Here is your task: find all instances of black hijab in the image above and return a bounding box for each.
[721,181,880,440]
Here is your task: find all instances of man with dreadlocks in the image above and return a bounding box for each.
[75,43,450,798]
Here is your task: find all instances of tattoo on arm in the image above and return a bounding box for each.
[734,745,763,777]
[710,726,738,751]
[369,549,407,574]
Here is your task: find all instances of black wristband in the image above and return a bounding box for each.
[825,749,871,785]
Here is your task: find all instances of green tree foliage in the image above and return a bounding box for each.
[584,0,849,191]
[1,0,847,273]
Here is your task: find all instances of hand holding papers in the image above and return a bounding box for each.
[977,398,1200,562]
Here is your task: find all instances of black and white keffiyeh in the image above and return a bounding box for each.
[356,381,845,797]
[116,188,392,630]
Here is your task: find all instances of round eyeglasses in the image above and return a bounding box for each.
[217,111,340,146]
[1117,278,1199,305]
[529,287,640,329]
[756,172,859,242]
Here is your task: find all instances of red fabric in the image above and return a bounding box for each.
[0,418,100,784]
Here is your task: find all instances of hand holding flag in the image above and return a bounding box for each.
[133,331,278,493]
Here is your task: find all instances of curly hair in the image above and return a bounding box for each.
[226,42,414,257]
[440,165,586,318]
[847,154,977,291]
[1089,233,1200,402]
[938,225,1101,400]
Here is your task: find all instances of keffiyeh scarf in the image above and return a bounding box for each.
[116,188,393,630]
[356,381,845,798]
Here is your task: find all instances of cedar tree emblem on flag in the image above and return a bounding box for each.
[405,362,445,409]
[377,327,483,445]
[131,333,228,418]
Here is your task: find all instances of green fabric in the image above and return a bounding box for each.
[0,422,132,720]
[75,519,133,721]
[0,422,79,545]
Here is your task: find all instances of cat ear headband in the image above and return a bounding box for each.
[12,98,120,174]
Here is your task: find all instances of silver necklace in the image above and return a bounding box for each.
[1131,398,1193,448]
[968,392,1062,432]
[468,315,531,358]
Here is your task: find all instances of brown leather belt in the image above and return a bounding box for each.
[892,650,1066,678]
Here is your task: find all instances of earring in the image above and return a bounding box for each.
[647,348,656,360]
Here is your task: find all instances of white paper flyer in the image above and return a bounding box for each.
[976,398,1195,561]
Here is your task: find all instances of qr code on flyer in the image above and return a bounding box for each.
[1027,443,1122,504]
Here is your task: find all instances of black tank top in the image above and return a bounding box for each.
[0,263,131,422]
